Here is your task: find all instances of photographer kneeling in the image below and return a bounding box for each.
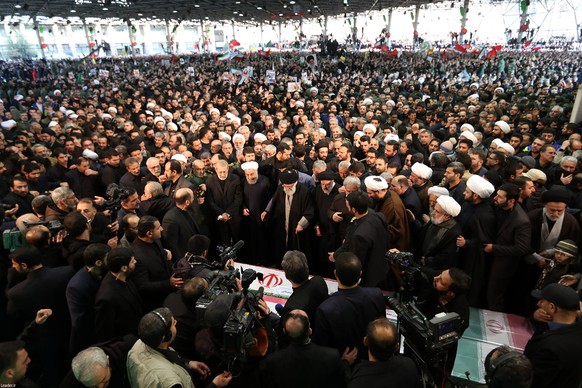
[416,267,471,379]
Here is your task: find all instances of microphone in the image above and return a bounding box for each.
[275,303,285,316]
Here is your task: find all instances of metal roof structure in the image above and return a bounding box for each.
[5,0,443,24]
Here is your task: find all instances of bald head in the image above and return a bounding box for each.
[365,318,398,361]
[175,188,194,206]
[283,309,311,344]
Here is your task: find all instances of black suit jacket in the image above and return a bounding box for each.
[6,266,75,386]
[260,342,347,388]
[94,272,143,342]
[131,237,174,310]
[162,206,200,261]
[312,287,385,360]
[66,267,101,355]
[524,319,582,388]
[349,357,419,388]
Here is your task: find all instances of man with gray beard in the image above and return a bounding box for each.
[240,161,271,264]
[412,195,463,271]
[508,189,580,316]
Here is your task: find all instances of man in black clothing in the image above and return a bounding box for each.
[162,188,200,261]
[131,215,182,311]
[3,176,34,217]
[94,247,143,342]
[279,250,328,347]
[260,309,347,388]
[349,318,418,388]
[524,283,582,388]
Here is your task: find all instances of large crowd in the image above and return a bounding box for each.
[0,48,581,388]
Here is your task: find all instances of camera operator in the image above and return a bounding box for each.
[127,307,232,388]
[415,267,471,379]
[164,276,210,360]
[76,198,119,243]
[198,286,277,387]
[25,225,65,268]
[174,234,216,281]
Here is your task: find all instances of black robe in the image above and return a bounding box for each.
[241,175,271,264]
[267,183,315,266]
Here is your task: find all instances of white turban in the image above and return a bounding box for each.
[460,123,474,133]
[353,131,365,138]
[1,119,16,129]
[364,176,388,191]
[146,102,156,110]
[363,98,373,105]
[459,131,478,145]
[468,93,479,101]
[295,101,305,108]
[495,120,511,134]
[153,117,166,125]
[241,161,259,171]
[384,134,399,143]
[232,133,245,143]
[386,99,395,106]
[467,175,495,199]
[363,123,377,135]
[218,132,232,142]
[498,142,515,155]
[492,138,505,147]
[436,196,461,217]
[167,122,178,131]
[254,133,267,142]
[411,163,433,180]
[209,108,220,115]
[428,187,449,198]
[82,149,99,160]
[101,113,112,120]
[171,154,187,164]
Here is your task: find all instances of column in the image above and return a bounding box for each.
[232,20,236,41]
[127,19,134,55]
[459,0,469,43]
[386,8,392,45]
[412,4,420,46]
[323,15,328,37]
[517,0,529,45]
[34,19,46,59]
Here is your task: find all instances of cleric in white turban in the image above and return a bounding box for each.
[364,176,388,191]
[436,196,461,218]
[466,175,495,199]
[241,161,259,171]
[411,163,433,180]
[427,187,449,198]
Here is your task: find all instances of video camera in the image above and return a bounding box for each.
[222,268,265,362]
[386,296,461,386]
[385,250,426,297]
[23,220,64,234]
[104,183,131,221]
[195,267,242,322]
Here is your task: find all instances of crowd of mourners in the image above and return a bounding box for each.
[0,48,581,388]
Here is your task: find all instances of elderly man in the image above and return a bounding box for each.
[409,162,433,214]
[525,284,582,388]
[365,175,410,251]
[456,175,497,307]
[413,196,462,270]
[510,189,581,316]
[263,169,315,265]
[205,159,242,249]
[240,161,270,264]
